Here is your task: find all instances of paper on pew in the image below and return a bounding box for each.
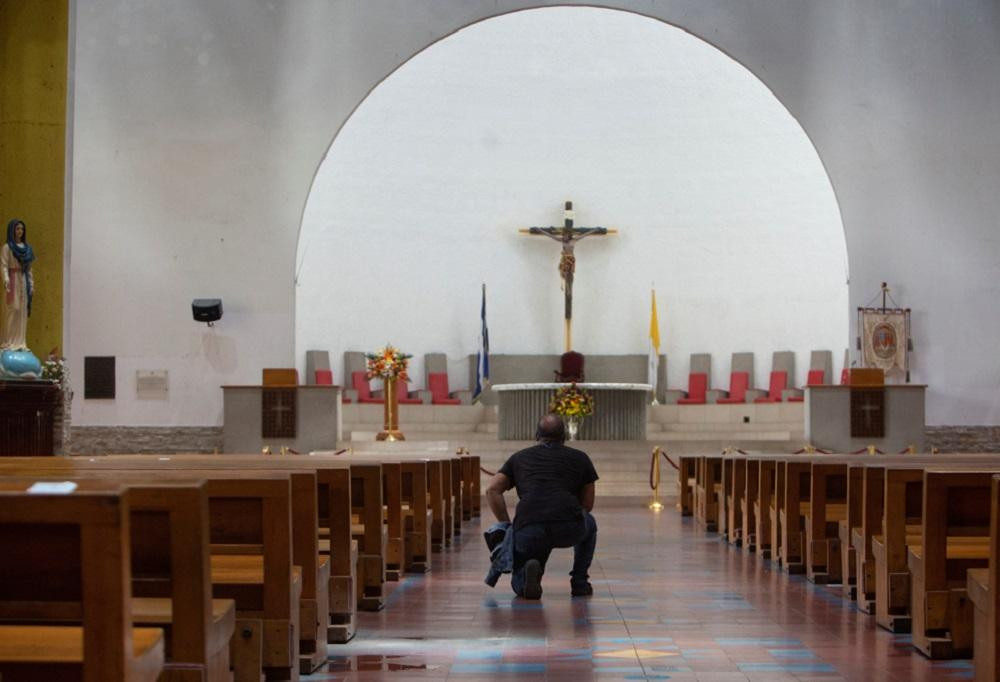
[27,481,78,494]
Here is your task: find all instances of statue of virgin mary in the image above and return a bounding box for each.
[1,219,41,378]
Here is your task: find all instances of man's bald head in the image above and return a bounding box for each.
[535,414,566,444]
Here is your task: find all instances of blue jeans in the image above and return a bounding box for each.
[511,512,597,595]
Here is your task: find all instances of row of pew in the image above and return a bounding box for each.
[677,450,1000,681]
[0,448,481,682]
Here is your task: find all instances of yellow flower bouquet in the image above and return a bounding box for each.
[549,383,595,418]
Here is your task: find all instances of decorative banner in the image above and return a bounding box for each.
[860,310,908,374]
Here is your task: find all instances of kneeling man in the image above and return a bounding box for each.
[485,414,598,599]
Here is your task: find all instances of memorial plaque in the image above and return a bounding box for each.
[850,387,885,438]
[262,387,296,438]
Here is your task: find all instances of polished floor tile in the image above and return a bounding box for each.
[305,504,959,681]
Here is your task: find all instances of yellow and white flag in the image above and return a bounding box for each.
[648,288,661,393]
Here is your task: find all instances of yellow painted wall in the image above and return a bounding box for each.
[0,0,68,358]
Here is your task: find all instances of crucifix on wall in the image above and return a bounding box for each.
[520,201,617,351]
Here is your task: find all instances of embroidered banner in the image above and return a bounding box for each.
[860,310,908,375]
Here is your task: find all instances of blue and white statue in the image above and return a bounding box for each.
[1,219,41,379]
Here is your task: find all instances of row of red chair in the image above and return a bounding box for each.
[314,369,462,405]
[675,367,842,405]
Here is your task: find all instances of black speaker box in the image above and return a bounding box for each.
[192,298,223,323]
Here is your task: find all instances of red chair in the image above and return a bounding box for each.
[428,372,462,405]
[753,371,788,403]
[677,373,708,405]
[352,371,383,404]
[396,379,423,405]
[840,367,850,385]
[717,372,750,404]
[554,351,585,382]
[316,369,353,404]
[788,369,826,402]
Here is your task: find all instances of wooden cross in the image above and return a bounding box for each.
[520,201,617,351]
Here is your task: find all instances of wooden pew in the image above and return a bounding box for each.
[695,453,723,532]
[0,462,302,681]
[741,453,760,553]
[805,459,850,584]
[909,470,991,659]
[723,452,746,546]
[676,455,697,517]
[756,457,777,559]
[123,480,237,682]
[0,482,166,682]
[0,478,235,681]
[838,462,864,600]
[69,454,367,636]
[968,474,1000,682]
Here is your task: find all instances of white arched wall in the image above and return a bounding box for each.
[67,0,1000,430]
[295,7,849,391]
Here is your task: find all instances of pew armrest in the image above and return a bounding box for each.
[343,388,359,402]
[782,388,804,401]
[415,390,432,405]
[967,568,989,608]
[451,389,473,406]
[744,389,768,402]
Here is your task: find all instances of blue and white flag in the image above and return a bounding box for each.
[473,283,490,402]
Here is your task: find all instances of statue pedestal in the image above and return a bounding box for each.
[0,380,60,455]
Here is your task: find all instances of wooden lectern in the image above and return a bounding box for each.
[849,368,884,387]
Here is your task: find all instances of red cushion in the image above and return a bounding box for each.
[677,373,707,404]
[314,369,333,385]
[754,371,788,403]
[787,396,804,402]
[807,369,825,386]
[428,372,461,405]
[352,371,383,404]
[718,372,749,403]
[397,379,422,405]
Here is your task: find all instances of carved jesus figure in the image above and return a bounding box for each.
[529,224,607,320]
[520,202,616,351]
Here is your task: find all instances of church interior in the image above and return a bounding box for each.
[2,1,1000,680]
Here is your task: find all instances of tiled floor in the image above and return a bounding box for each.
[305,504,972,681]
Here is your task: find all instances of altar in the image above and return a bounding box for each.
[493,382,651,441]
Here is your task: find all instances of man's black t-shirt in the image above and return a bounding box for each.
[498,442,599,529]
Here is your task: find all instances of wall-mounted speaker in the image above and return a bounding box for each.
[192,299,223,325]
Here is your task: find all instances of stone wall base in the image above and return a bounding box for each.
[69,426,223,455]
[60,424,1000,455]
[925,426,1000,453]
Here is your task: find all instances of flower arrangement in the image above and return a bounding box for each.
[41,356,68,387]
[365,345,412,382]
[549,383,594,418]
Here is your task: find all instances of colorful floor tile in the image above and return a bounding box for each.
[304,504,957,680]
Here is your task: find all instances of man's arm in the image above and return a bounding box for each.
[486,472,513,524]
[579,482,595,512]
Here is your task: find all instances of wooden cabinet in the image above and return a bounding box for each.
[0,381,60,456]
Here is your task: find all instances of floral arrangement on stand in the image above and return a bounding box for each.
[366,345,412,441]
[365,345,412,381]
[549,383,594,441]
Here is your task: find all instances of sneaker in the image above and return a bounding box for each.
[570,581,593,597]
[522,559,543,600]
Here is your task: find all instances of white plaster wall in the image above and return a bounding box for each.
[67,1,1000,427]
[295,8,848,392]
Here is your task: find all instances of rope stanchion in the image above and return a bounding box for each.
[480,466,497,477]
[648,447,665,511]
